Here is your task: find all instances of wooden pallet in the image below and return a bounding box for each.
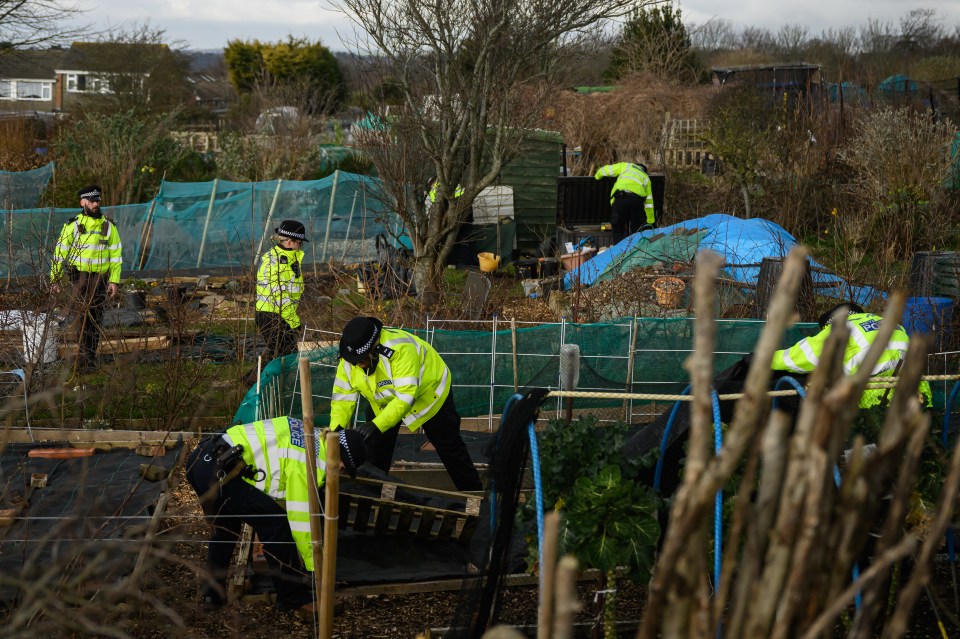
[339,477,482,543]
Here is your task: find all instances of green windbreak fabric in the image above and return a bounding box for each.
[0,171,394,277]
[233,318,821,425]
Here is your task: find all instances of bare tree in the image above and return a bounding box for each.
[339,0,642,300]
[738,25,775,52]
[898,8,946,51]
[859,18,898,55]
[775,23,809,59]
[0,0,86,48]
[689,17,737,53]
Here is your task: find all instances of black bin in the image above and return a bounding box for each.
[556,173,666,228]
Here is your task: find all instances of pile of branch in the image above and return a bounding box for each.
[636,248,960,638]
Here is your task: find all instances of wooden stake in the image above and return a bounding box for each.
[553,555,581,639]
[299,357,323,639]
[537,510,560,639]
[511,317,518,392]
[320,430,341,639]
[624,317,638,423]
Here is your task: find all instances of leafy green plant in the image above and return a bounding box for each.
[528,416,660,638]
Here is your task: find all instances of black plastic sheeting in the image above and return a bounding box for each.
[0,443,181,605]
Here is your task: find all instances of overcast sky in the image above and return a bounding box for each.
[72,0,960,52]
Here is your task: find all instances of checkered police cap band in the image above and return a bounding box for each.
[339,429,357,470]
[277,227,306,240]
[349,331,377,356]
[80,188,101,200]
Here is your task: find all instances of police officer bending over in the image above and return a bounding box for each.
[332,316,482,492]
[186,416,366,613]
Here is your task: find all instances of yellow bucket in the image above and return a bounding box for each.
[478,252,500,273]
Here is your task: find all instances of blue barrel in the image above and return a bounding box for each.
[903,296,954,351]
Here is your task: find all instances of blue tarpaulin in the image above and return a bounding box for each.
[563,213,883,305]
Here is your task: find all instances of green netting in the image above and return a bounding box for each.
[232,318,821,425]
[143,172,391,270]
[594,231,707,284]
[0,170,394,277]
[0,163,54,210]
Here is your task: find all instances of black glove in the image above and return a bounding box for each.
[356,422,380,442]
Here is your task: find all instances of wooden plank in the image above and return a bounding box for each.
[2,428,196,446]
[436,513,457,541]
[59,335,171,357]
[336,568,620,597]
[28,447,96,459]
[416,511,437,538]
[352,498,372,533]
[229,524,254,602]
[395,507,414,536]
[373,503,393,535]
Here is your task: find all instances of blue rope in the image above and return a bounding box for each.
[529,421,545,579]
[942,381,960,564]
[650,384,724,588]
[653,384,692,491]
[773,375,807,409]
[712,390,723,589]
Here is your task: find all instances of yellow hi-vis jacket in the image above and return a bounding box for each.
[771,312,932,409]
[223,416,328,571]
[255,245,304,329]
[50,213,123,284]
[428,180,464,203]
[594,162,655,225]
[330,327,451,433]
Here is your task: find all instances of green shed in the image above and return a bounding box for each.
[495,129,563,256]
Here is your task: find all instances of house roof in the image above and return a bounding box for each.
[186,73,235,102]
[56,42,170,74]
[710,62,822,74]
[0,49,66,80]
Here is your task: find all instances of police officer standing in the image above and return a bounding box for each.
[594,162,655,243]
[331,316,482,492]
[50,184,122,372]
[249,220,307,385]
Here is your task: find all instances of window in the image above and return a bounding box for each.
[0,81,10,99]
[16,81,51,100]
[66,73,115,94]
[67,73,87,92]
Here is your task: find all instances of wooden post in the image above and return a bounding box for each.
[137,196,158,271]
[320,430,341,639]
[340,191,358,262]
[196,178,219,269]
[298,357,323,638]
[553,555,580,639]
[624,317,638,424]
[321,170,340,262]
[537,510,560,639]
[511,317,518,392]
[256,179,284,263]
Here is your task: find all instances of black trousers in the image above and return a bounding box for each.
[255,311,300,364]
[367,393,482,491]
[611,192,648,244]
[185,437,312,610]
[66,269,108,369]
